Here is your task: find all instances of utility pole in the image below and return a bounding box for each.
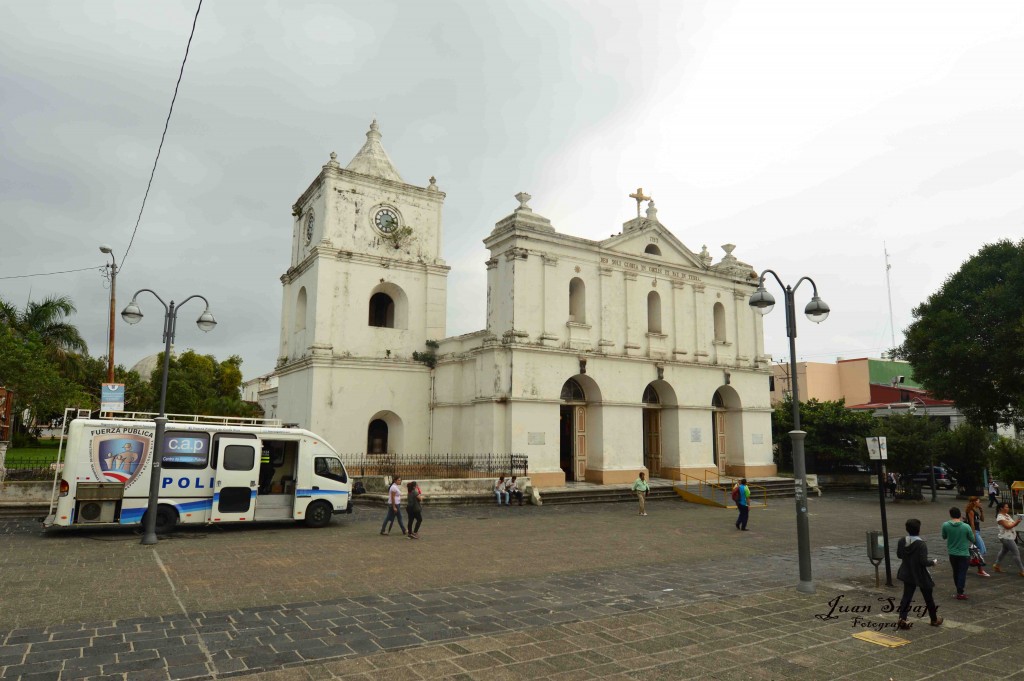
[100,246,118,383]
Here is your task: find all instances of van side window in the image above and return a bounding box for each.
[314,457,347,483]
[211,432,257,469]
[161,431,210,469]
[223,445,256,471]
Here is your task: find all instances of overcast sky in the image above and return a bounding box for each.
[2,1,1022,384]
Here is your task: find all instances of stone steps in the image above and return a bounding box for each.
[355,484,679,507]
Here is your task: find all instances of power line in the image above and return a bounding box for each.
[120,0,204,271]
[0,266,103,281]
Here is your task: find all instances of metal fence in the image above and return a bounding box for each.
[338,453,527,479]
[1,456,61,481]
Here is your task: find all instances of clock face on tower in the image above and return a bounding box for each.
[373,207,400,234]
[305,212,315,244]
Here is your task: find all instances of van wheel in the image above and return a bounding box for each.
[304,501,333,528]
[142,505,178,535]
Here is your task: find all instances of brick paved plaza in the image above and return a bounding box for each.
[2,490,1023,680]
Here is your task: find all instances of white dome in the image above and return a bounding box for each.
[130,347,173,382]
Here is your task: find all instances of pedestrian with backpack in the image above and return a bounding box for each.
[733,478,750,531]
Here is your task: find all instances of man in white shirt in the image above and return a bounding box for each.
[380,476,407,535]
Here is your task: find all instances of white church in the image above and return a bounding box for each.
[254,121,776,488]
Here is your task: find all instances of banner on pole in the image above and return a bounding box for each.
[866,436,888,460]
[101,383,125,412]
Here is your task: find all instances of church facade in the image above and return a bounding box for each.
[263,122,776,487]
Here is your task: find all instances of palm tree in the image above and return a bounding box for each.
[0,295,88,361]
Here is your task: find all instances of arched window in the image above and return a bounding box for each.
[295,287,307,331]
[712,391,724,408]
[369,292,395,328]
[569,277,586,323]
[643,385,660,404]
[647,291,662,333]
[645,244,661,256]
[367,419,388,454]
[560,378,586,402]
[713,302,726,342]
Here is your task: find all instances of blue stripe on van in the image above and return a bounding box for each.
[295,489,349,498]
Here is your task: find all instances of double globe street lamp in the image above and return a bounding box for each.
[749,271,829,594]
[121,290,217,546]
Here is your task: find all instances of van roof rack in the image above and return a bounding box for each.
[96,410,283,428]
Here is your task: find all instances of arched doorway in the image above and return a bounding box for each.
[711,392,726,473]
[711,386,742,475]
[367,411,404,455]
[559,378,586,482]
[642,384,662,476]
[367,419,388,454]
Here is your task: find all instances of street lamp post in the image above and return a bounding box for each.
[749,271,829,594]
[121,290,217,545]
[100,246,118,384]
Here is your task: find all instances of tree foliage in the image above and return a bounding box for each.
[146,351,260,417]
[989,436,1024,486]
[895,239,1024,429]
[0,325,84,427]
[0,295,88,367]
[938,423,992,495]
[872,413,947,479]
[1,295,258,439]
[772,397,875,472]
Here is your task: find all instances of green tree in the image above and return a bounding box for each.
[895,239,1024,429]
[873,413,948,495]
[0,295,88,367]
[0,325,84,439]
[72,354,155,413]
[772,397,876,472]
[938,423,992,495]
[146,351,260,417]
[989,437,1024,486]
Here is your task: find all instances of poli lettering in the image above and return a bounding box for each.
[162,477,215,490]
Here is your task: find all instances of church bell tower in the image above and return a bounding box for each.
[274,121,449,453]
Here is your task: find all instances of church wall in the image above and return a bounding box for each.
[275,367,313,434]
[301,362,431,455]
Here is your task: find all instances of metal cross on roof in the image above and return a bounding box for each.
[629,187,651,218]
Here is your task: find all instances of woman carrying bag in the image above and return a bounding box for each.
[965,497,991,577]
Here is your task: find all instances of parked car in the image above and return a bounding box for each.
[911,467,957,490]
[837,463,872,474]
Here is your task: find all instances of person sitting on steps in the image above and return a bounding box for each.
[495,475,510,505]
[505,476,524,506]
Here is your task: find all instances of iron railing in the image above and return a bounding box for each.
[339,453,527,479]
[1,455,62,481]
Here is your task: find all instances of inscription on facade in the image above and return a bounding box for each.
[601,257,701,282]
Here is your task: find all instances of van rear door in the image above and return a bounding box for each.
[212,438,260,522]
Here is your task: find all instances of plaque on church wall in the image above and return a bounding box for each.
[690,428,701,443]
[528,432,545,445]
[752,433,764,445]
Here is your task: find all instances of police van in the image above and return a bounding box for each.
[43,410,352,533]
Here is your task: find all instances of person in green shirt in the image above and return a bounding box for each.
[941,506,975,600]
[632,472,650,516]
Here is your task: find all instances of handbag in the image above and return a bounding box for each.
[969,544,984,566]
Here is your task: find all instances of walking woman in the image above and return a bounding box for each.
[406,480,423,539]
[965,496,991,577]
[895,518,942,629]
[992,502,1024,576]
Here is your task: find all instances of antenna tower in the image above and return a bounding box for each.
[884,243,896,352]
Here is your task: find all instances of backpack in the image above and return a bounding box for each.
[731,485,740,502]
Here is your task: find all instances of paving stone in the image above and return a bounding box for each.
[2,494,1022,681]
